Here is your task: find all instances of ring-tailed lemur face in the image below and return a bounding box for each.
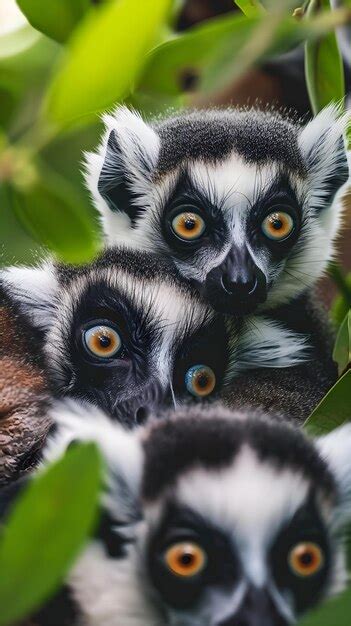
[0,250,231,425]
[0,248,309,426]
[86,105,349,315]
[42,403,351,626]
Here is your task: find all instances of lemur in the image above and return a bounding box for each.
[85,104,349,319]
[3,402,351,626]
[0,247,307,428]
[84,104,349,416]
[0,284,51,485]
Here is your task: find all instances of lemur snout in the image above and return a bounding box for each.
[218,587,288,626]
[205,246,267,314]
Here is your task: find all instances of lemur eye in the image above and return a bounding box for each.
[164,542,207,578]
[288,542,324,578]
[261,211,294,241]
[83,324,122,359]
[185,365,216,397]
[171,211,206,241]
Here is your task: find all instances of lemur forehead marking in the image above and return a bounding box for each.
[154,110,305,175]
[175,449,310,580]
[142,411,336,502]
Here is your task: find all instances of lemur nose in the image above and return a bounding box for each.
[221,273,257,297]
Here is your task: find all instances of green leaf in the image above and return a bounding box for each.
[234,0,266,17]
[140,5,350,99]
[333,310,351,376]
[16,0,90,44]
[331,274,351,327]
[304,369,351,436]
[299,587,351,626]
[0,443,101,626]
[9,164,100,264]
[140,12,258,97]
[305,0,345,114]
[44,0,172,128]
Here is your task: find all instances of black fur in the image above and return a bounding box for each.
[98,130,145,224]
[154,109,305,175]
[29,586,81,626]
[221,293,337,423]
[55,247,193,296]
[142,408,335,501]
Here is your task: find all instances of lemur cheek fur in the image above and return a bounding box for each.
[86,104,349,316]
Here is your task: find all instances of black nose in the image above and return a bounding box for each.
[221,272,258,297]
[205,246,267,314]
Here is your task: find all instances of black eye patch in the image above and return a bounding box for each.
[172,315,230,399]
[59,281,159,397]
[161,171,229,258]
[147,503,240,610]
[269,493,331,616]
[248,175,302,258]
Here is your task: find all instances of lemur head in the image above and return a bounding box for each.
[86,105,350,315]
[44,403,351,626]
[0,248,309,427]
[0,248,230,425]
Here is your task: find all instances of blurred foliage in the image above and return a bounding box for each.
[0,443,101,625]
[300,586,351,626]
[332,273,351,325]
[305,0,345,113]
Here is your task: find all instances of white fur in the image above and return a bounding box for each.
[317,423,351,530]
[226,316,309,380]
[69,540,161,626]
[0,261,58,331]
[84,106,160,241]
[43,399,143,523]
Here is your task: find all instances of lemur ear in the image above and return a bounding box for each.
[43,400,144,523]
[298,104,350,210]
[84,106,160,239]
[316,423,351,528]
[0,261,58,332]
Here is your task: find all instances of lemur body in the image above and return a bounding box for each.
[4,402,351,626]
[0,247,308,429]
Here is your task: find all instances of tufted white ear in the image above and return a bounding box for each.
[43,400,144,523]
[316,423,351,529]
[298,104,350,214]
[84,106,160,243]
[0,260,58,332]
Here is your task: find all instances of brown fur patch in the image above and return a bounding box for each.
[0,304,51,485]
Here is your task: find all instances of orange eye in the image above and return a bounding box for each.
[261,211,294,241]
[164,542,207,578]
[171,212,206,241]
[84,324,122,358]
[185,365,216,398]
[288,542,324,578]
